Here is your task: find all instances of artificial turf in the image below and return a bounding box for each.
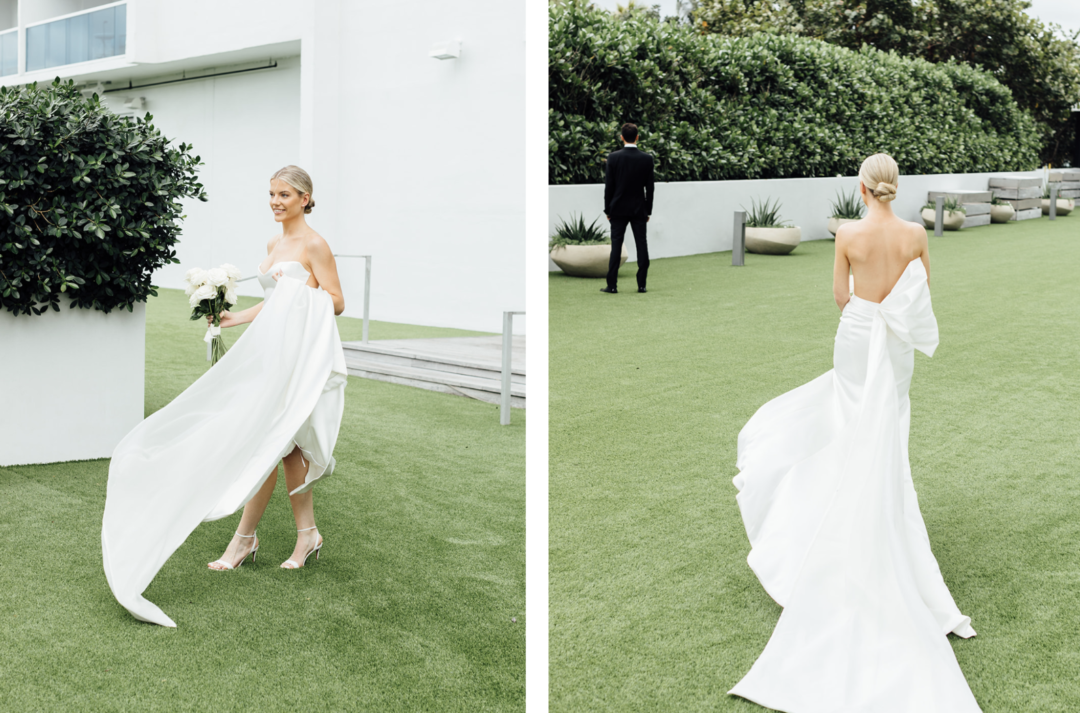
[0,289,523,712]
[549,215,1080,712]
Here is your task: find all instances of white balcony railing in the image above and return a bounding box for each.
[25,2,126,73]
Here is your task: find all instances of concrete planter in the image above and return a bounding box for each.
[549,243,627,278]
[827,217,859,236]
[989,204,1016,223]
[745,226,801,255]
[1041,198,1074,216]
[921,208,965,231]
[0,297,145,466]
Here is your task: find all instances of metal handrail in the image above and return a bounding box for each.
[334,254,372,343]
[501,311,524,426]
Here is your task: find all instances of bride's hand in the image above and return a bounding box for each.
[208,310,241,329]
[272,270,283,282]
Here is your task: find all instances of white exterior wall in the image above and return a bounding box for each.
[0,299,145,466]
[302,0,526,333]
[549,170,1048,270]
[98,57,303,301]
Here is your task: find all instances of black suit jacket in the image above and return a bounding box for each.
[604,146,655,218]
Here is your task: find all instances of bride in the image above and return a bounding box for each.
[730,154,981,711]
[102,165,349,627]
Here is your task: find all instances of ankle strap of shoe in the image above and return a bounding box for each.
[297,526,317,532]
[235,531,256,538]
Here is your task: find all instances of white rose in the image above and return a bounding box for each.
[192,283,216,304]
[221,263,242,281]
[185,268,209,288]
[188,291,201,308]
[207,268,229,287]
[224,288,238,306]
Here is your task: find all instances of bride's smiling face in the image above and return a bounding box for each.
[269,179,309,222]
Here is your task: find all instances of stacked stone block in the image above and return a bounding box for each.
[988,175,1043,221]
[1048,169,1080,199]
[926,190,992,228]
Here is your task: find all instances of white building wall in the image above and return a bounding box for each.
[549,170,1048,270]
[313,0,526,333]
[99,57,303,299]
[132,0,301,65]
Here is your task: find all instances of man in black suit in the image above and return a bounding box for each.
[601,123,655,294]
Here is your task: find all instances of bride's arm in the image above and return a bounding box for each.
[832,231,851,311]
[219,301,264,328]
[307,236,345,315]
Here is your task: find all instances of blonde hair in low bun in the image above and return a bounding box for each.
[271,165,315,214]
[858,153,899,203]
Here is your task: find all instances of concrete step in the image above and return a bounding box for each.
[1012,207,1042,221]
[928,190,991,203]
[961,214,991,229]
[989,175,1043,189]
[1000,198,1041,210]
[992,187,1042,200]
[344,357,525,406]
[341,343,524,383]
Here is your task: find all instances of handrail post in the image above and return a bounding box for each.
[1049,184,1058,221]
[500,311,524,425]
[732,211,745,266]
[363,255,372,343]
[501,312,513,425]
[332,254,372,342]
[934,196,944,236]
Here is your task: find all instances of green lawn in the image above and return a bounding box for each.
[0,290,524,712]
[549,215,1080,712]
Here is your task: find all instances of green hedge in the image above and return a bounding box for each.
[549,3,1042,184]
[0,79,206,316]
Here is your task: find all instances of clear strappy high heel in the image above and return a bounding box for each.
[208,531,258,570]
[280,526,322,569]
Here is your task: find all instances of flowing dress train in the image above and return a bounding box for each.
[730,259,980,712]
[102,261,348,627]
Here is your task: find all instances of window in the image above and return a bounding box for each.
[0,30,15,77]
[25,3,126,72]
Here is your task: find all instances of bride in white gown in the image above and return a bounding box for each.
[730,154,981,711]
[102,165,349,627]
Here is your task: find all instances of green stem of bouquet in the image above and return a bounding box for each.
[209,295,228,366]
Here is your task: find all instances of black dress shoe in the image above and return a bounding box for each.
[638,287,647,293]
[600,286,617,294]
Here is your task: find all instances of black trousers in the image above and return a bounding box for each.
[607,215,649,289]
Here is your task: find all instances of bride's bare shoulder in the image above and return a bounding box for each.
[303,231,332,258]
[267,233,283,254]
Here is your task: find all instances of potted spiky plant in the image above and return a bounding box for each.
[920,197,967,231]
[743,197,800,255]
[827,188,865,236]
[549,213,626,277]
[990,196,1015,223]
[1041,184,1074,216]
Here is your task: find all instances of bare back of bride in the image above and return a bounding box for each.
[730,153,981,712]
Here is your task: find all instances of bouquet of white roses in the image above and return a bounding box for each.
[185,264,241,365]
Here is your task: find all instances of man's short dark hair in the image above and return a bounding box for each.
[621,123,639,142]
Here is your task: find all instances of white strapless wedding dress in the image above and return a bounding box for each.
[102,261,348,627]
[730,259,981,712]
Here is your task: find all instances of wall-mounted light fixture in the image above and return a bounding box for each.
[429,40,461,60]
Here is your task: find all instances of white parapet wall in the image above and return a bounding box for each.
[549,170,1046,270]
[0,299,145,466]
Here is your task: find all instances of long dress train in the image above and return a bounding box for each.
[730,259,980,712]
[102,261,348,627]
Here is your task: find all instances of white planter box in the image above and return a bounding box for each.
[0,297,145,466]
